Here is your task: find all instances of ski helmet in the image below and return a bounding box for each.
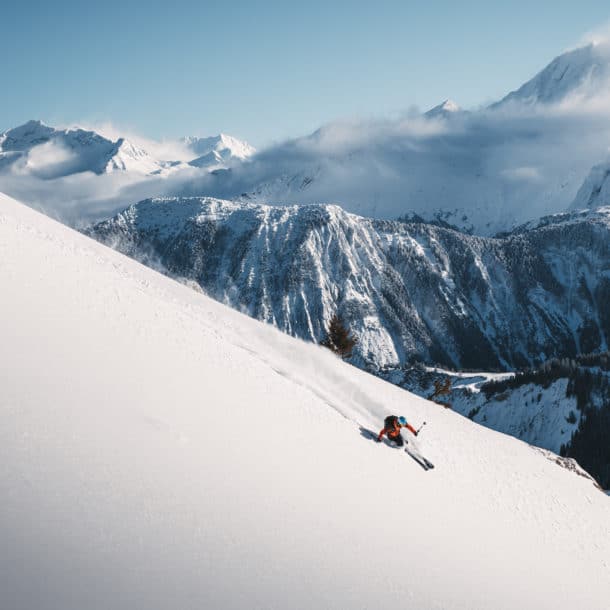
[398,416,407,426]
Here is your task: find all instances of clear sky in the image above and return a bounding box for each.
[2,0,610,146]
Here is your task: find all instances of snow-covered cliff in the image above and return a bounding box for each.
[88,197,610,371]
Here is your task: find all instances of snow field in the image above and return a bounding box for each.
[1,192,609,610]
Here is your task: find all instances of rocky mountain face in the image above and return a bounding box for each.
[87,197,610,372]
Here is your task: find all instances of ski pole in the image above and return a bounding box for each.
[416,421,427,434]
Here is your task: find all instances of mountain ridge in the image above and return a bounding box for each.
[0,120,161,177]
[494,42,610,108]
[0,120,255,179]
[4,42,610,232]
[87,197,610,371]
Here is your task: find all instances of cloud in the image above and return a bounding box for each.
[0,159,204,228]
[58,120,196,162]
[574,21,610,48]
[295,115,452,156]
[4,90,610,235]
[183,102,610,233]
[13,140,82,180]
[500,167,542,182]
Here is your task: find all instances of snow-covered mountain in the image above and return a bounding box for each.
[2,190,609,609]
[494,42,610,108]
[0,120,255,180]
[5,42,610,233]
[169,42,610,235]
[5,40,610,238]
[0,120,162,177]
[0,121,257,223]
[424,98,464,119]
[182,133,256,168]
[87,197,610,371]
[571,159,610,209]
[201,123,596,237]
[186,42,610,235]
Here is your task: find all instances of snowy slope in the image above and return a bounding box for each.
[391,366,580,455]
[1,191,609,609]
[88,197,610,371]
[382,360,610,490]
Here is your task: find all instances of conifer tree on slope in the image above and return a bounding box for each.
[321,314,357,359]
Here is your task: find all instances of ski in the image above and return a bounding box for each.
[405,447,435,471]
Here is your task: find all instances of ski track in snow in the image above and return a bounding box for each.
[1,192,610,610]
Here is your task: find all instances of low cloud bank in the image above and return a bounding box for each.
[4,95,610,233]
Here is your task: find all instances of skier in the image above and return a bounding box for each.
[377,415,418,447]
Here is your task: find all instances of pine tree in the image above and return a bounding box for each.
[427,377,453,409]
[320,314,357,359]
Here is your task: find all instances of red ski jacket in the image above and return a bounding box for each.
[377,420,417,441]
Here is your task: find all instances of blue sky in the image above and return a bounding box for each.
[2,0,610,145]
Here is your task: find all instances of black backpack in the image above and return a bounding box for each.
[384,415,398,429]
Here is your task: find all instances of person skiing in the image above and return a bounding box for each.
[377,415,417,446]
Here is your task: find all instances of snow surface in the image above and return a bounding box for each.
[382,363,610,478]
[1,191,610,609]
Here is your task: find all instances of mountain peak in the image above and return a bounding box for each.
[20,119,48,129]
[494,42,610,108]
[0,119,56,151]
[183,133,255,168]
[0,120,162,177]
[424,99,462,118]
